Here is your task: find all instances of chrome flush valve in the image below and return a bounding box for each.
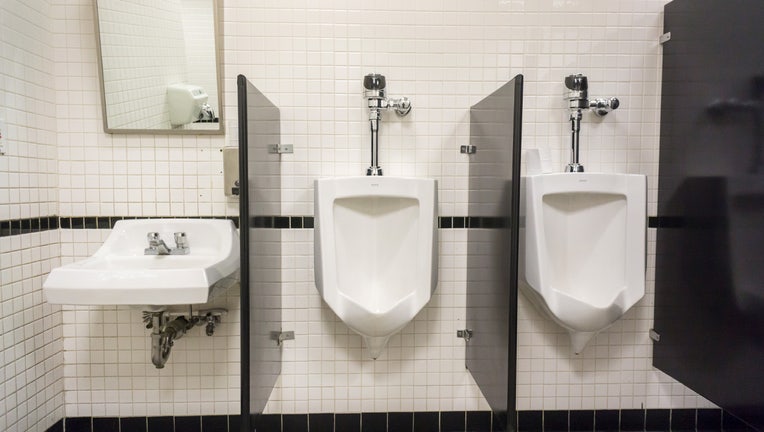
[563,73,620,173]
[364,73,387,101]
[363,73,412,176]
[565,73,589,110]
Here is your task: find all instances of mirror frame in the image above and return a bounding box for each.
[93,0,225,135]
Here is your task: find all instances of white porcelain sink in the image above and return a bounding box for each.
[43,219,239,306]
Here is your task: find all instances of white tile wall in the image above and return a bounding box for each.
[59,229,240,418]
[223,0,715,414]
[53,0,233,218]
[0,231,64,432]
[21,0,718,421]
[0,1,64,432]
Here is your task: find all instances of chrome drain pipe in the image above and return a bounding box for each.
[143,308,227,369]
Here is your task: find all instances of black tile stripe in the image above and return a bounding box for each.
[0,216,242,237]
[0,216,58,237]
[468,216,508,229]
[4,214,664,236]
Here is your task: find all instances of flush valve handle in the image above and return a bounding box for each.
[589,97,620,116]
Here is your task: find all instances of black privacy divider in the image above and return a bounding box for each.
[464,75,524,432]
[237,74,283,432]
[654,1,764,430]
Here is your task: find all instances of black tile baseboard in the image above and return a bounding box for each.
[45,412,491,432]
[517,408,730,432]
[46,419,64,432]
[45,409,740,432]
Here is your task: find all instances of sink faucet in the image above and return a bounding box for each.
[145,232,190,255]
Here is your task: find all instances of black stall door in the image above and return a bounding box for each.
[464,75,523,432]
[654,1,764,430]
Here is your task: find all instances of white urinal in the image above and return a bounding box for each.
[314,176,438,359]
[520,172,646,354]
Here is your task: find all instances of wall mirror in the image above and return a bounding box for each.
[94,0,224,134]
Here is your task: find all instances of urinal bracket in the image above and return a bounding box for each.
[457,329,473,342]
[270,330,295,346]
[649,328,661,342]
[460,144,477,155]
[268,144,293,154]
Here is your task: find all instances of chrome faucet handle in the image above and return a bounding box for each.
[145,232,165,255]
[174,232,189,249]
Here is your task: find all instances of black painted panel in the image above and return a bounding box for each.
[464,75,523,432]
[335,413,361,432]
[543,411,568,432]
[202,415,229,432]
[92,417,119,432]
[568,411,593,432]
[388,412,413,432]
[120,417,147,432]
[413,412,439,432]
[238,75,283,431]
[147,416,173,432]
[282,414,307,432]
[618,410,644,432]
[175,416,201,432]
[64,417,91,432]
[654,2,764,430]
[309,413,334,432]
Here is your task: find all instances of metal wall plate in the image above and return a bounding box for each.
[460,145,477,154]
[270,330,295,346]
[268,144,293,154]
[223,147,239,196]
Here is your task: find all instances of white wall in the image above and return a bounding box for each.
[227,0,714,414]
[53,0,234,418]
[0,1,64,432]
[49,0,716,419]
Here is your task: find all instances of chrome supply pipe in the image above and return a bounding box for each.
[564,74,589,173]
[568,109,584,173]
